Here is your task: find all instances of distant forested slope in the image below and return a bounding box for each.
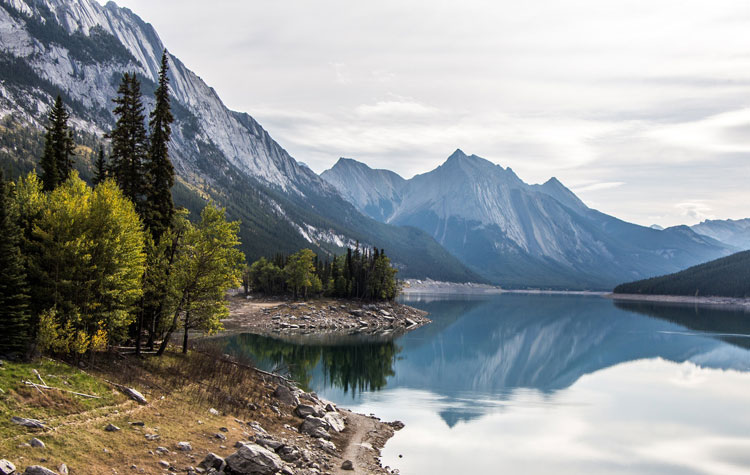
[613,250,750,298]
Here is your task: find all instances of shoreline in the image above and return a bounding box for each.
[606,293,750,309]
[401,279,608,296]
[219,294,429,474]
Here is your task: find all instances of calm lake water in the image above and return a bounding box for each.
[219,294,750,474]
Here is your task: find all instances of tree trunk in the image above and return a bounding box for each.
[150,229,182,351]
[156,293,186,356]
[182,305,190,354]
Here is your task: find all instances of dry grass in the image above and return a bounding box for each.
[0,348,303,474]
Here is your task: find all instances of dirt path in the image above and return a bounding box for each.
[334,410,397,475]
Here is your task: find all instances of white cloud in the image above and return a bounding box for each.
[100,0,750,226]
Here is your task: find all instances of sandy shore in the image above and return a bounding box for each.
[607,293,750,309]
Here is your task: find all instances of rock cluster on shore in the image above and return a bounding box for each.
[227,298,429,337]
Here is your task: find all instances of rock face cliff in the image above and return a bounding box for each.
[323,150,733,289]
[0,0,479,282]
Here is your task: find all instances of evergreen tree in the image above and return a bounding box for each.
[0,170,31,358]
[108,73,149,217]
[145,50,176,240]
[39,95,76,191]
[93,145,107,185]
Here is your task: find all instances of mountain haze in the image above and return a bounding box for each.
[0,0,480,282]
[691,218,750,250]
[323,150,734,289]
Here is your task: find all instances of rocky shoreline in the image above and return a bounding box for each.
[224,296,430,337]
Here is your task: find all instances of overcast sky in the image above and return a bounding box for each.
[102,0,750,227]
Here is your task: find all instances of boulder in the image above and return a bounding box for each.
[10,417,45,429]
[276,445,301,463]
[104,423,120,432]
[247,421,269,438]
[294,404,322,419]
[272,385,299,407]
[29,438,45,448]
[209,408,220,416]
[341,460,354,471]
[198,453,225,472]
[56,465,68,475]
[323,412,345,433]
[299,416,331,440]
[0,459,16,475]
[176,441,192,451]
[254,438,283,451]
[316,438,337,455]
[224,443,284,475]
[22,467,56,475]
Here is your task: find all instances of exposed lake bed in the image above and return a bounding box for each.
[219,293,750,474]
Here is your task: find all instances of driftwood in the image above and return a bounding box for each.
[32,369,47,386]
[23,380,101,399]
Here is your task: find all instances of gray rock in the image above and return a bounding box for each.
[324,403,337,413]
[57,464,68,475]
[22,467,56,475]
[280,466,295,475]
[224,443,284,475]
[316,439,337,455]
[104,423,120,432]
[0,459,16,475]
[209,408,220,416]
[214,433,227,440]
[294,404,322,419]
[276,445,301,463]
[158,460,170,468]
[341,459,354,470]
[177,441,192,451]
[219,427,228,432]
[299,416,331,440]
[10,417,45,429]
[129,421,145,426]
[155,447,170,455]
[273,385,299,407]
[29,438,45,448]
[323,412,345,433]
[198,453,225,472]
[144,433,160,441]
[254,438,283,451]
[247,421,269,438]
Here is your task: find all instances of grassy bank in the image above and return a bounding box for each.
[0,350,297,473]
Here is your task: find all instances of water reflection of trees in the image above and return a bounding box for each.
[221,334,400,394]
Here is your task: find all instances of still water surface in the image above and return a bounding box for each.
[220,294,750,474]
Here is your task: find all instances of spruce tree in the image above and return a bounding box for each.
[93,145,107,185]
[146,50,175,240]
[0,170,31,358]
[108,73,149,217]
[40,95,76,191]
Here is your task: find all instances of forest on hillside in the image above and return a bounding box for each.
[614,250,750,298]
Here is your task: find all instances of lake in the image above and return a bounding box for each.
[219,293,750,474]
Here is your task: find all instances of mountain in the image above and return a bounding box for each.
[320,158,406,222]
[691,218,750,250]
[0,0,480,282]
[322,150,734,289]
[613,250,750,298]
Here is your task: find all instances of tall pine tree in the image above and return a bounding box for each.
[40,95,76,191]
[146,50,175,240]
[108,73,149,217]
[0,170,31,358]
[93,145,107,185]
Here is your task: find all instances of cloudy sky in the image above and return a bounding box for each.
[104,0,750,226]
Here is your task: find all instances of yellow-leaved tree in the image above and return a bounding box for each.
[156,203,244,355]
[19,172,146,355]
